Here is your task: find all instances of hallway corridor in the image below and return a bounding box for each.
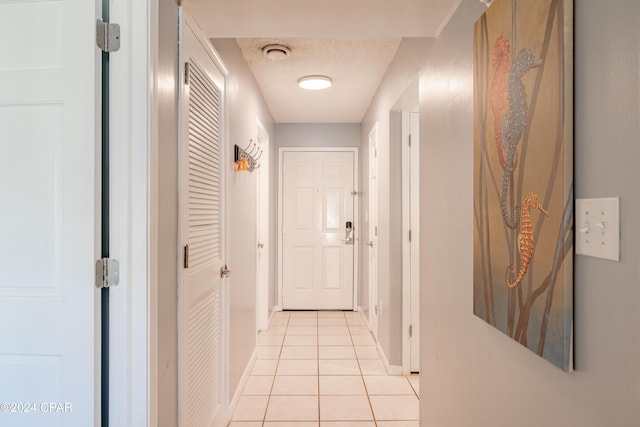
[229,311,419,426]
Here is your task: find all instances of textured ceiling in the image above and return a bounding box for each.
[236,38,402,123]
[183,0,464,123]
[183,0,463,38]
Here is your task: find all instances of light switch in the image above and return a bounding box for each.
[575,197,620,261]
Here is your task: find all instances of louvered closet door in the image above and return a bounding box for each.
[179,15,227,427]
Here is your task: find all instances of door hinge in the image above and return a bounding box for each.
[183,244,189,269]
[409,324,413,338]
[95,258,119,289]
[184,62,190,85]
[96,20,121,53]
[408,134,412,147]
[409,229,412,242]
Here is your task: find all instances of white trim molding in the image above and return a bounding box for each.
[108,0,153,424]
[228,347,257,421]
[377,341,403,376]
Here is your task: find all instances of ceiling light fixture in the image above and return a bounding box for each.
[262,44,291,61]
[298,75,333,90]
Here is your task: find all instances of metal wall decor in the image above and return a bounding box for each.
[234,140,262,172]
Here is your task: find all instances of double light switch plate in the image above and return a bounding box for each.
[575,197,620,261]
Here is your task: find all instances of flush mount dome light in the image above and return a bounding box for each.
[262,44,291,61]
[298,75,333,90]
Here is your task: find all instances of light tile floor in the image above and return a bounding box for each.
[230,311,419,427]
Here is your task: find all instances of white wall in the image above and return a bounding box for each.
[210,38,276,398]
[360,38,430,366]
[156,1,179,425]
[154,24,277,422]
[360,0,640,423]
[276,123,360,148]
[418,0,640,425]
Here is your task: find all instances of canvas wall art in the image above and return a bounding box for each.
[473,0,574,371]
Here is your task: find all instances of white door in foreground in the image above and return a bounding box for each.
[0,1,99,426]
[282,150,355,310]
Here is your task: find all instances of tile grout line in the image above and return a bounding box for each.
[262,311,289,427]
[349,313,378,425]
[244,311,415,427]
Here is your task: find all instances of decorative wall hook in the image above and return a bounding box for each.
[234,139,262,172]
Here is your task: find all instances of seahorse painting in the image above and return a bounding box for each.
[505,192,549,289]
[489,36,512,172]
[499,48,542,229]
[474,0,574,372]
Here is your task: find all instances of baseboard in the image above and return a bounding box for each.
[228,347,257,421]
[356,309,403,375]
[268,309,275,324]
[273,305,282,312]
[376,340,403,376]
[357,307,368,324]
[387,364,404,375]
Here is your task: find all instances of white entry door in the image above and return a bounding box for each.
[178,13,227,427]
[282,150,356,310]
[0,1,100,426]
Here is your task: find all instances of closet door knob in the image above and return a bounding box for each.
[220,264,231,278]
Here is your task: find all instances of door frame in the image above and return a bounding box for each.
[277,147,360,311]
[109,0,154,423]
[256,118,270,331]
[367,124,379,337]
[401,111,420,374]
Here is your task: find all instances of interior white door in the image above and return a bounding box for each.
[256,122,270,331]
[178,15,227,427]
[282,150,355,310]
[0,1,99,426]
[368,126,380,337]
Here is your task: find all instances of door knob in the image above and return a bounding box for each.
[258,242,265,249]
[220,264,231,278]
